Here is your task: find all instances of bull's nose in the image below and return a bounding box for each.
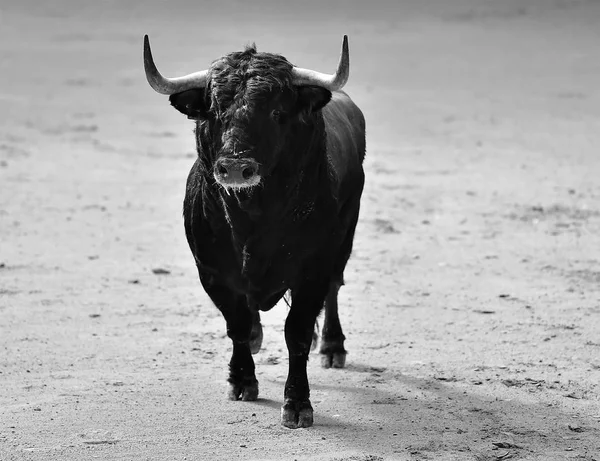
[217,162,229,178]
[214,158,260,187]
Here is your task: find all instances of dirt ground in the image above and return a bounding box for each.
[1,0,600,460]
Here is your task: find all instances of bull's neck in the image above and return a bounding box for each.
[219,114,329,281]
[275,112,329,195]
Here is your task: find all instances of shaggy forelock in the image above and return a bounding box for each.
[208,45,294,116]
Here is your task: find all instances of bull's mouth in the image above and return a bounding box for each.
[214,157,261,191]
[215,174,262,191]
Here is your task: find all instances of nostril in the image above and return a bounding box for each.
[242,166,256,180]
[217,164,228,177]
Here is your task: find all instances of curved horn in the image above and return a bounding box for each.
[291,35,349,91]
[143,35,209,95]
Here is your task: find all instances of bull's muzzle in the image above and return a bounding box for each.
[214,158,261,190]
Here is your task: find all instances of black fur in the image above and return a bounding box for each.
[167,45,365,428]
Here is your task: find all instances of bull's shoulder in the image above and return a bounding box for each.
[323,91,365,160]
[322,91,365,198]
[183,159,228,245]
[324,91,365,134]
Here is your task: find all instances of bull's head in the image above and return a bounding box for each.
[143,36,349,191]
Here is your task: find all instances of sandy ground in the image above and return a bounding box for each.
[1,0,600,459]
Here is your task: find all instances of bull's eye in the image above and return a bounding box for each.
[271,109,285,123]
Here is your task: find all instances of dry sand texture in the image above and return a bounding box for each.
[1,1,600,460]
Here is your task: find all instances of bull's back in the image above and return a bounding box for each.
[322,91,365,198]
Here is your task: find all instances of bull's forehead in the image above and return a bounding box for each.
[207,47,294,116]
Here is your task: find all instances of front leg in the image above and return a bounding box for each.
[200,277,258,401]
[228,338,258,401]
[281,280,329,428]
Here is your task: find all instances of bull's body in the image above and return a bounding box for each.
[184,90,364,307]
[144,37,365,428]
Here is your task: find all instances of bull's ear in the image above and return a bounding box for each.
[169,89,209,120]
[295,86,332,114]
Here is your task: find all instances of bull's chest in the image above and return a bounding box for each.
[233,228,309,297]
[196,184,333,305]
[211,212,323,305]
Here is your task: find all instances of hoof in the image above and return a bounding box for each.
[281,400,313,428]
[320,351,346,369]
[249,322,263,355]
[227,380,259,401]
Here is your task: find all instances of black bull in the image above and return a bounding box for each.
[143,36,365,428]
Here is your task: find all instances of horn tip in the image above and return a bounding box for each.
[341,35,349,58]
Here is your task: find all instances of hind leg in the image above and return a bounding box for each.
[319,278,347,368]
[319,200,361,369]
[249,310,263,355]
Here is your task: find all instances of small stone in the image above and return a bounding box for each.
[152,267,171,275]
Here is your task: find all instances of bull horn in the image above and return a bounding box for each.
[291,35,349,91]
[143,35,209,95]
